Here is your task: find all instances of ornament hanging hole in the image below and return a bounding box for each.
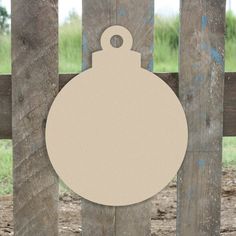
[110,35,123,48]
[101,25,133,50]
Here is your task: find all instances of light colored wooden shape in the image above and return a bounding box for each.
[46,26,188,206]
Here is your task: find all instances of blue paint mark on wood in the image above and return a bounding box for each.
[118,8,126,17]
[147,59,153,71]
[194,75,204,82]
[187,186,193,199]
[192,62,201,69]
[201,16,207,31]
[201,42,223,66]
[198,159,205,168]
[210,48,223,66]
[148,15,154,25]
[201,42,208,51]
[82,33,89,70]
[146,4,154,25]
[82,33,88,51]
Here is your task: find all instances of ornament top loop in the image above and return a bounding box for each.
[101,25,133,50]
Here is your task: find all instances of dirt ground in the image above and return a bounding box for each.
[0,167,235,236]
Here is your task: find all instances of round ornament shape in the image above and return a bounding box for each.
[46,26,188,206]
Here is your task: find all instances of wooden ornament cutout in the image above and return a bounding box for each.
[45,26,188,206]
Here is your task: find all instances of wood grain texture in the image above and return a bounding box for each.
[81,1,116,235]
[115,200,151,236]
[81,201,115,236]
[11,0,59,235]
[81,0,153,235]
[177,0,226,235]
[114,1,154,235]
[1,73,235,139]
[224,73,236,136]
[82,0,116,71]
[0,74,11,139]
[116,0,154,70]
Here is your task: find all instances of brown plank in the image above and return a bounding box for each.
[0,72,236,139]
[11,0,59,235]
[114,0,154,235]
[177,0,226,235]
[81,0,116,235]
[0,74,11,139]
[224,73,236,136]
[81,0,154,235]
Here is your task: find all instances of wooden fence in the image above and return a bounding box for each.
[0,0,235,235]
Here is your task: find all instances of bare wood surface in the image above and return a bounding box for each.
[1,72,235,139]
[114,1,154,235]
[81,1,116,235]
[224,73,236,136]
[81,0,153,235]
[12,0,59,235]
[115,200,151,236]
[177,0,226,235]
[0,74,11,139]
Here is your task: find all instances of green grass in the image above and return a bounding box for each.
[0,13,236,195]
[223,137,236,166]
[153,14,236,72]
[0,140,71,195]
[0,34,11,73]
[0,140,12,195]
[1,13,236,73]
[225,39,236,71]
[154,15,179,72]
[0,138,235,195]
[59,15,82,73]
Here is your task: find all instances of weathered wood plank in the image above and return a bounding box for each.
[177,0,226,235]
[81,0,154,235]
[81,0,116,235]
[81,203,115,236]
[1,73,235,139]
[115,200,151,236]
[0,74,11,139]
[116,0,154,70]
[12,0,59,235]
[82,0,117,71]
[114,0,154,235]
[224,73,236,136]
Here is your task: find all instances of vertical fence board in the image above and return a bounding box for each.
[177,0,226,235]
[12,0,59,235]
[82,0,117,71]
[81,1,116,235]
[82,0,154,235]
[116,0,154,70]
[115,1,154,235]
